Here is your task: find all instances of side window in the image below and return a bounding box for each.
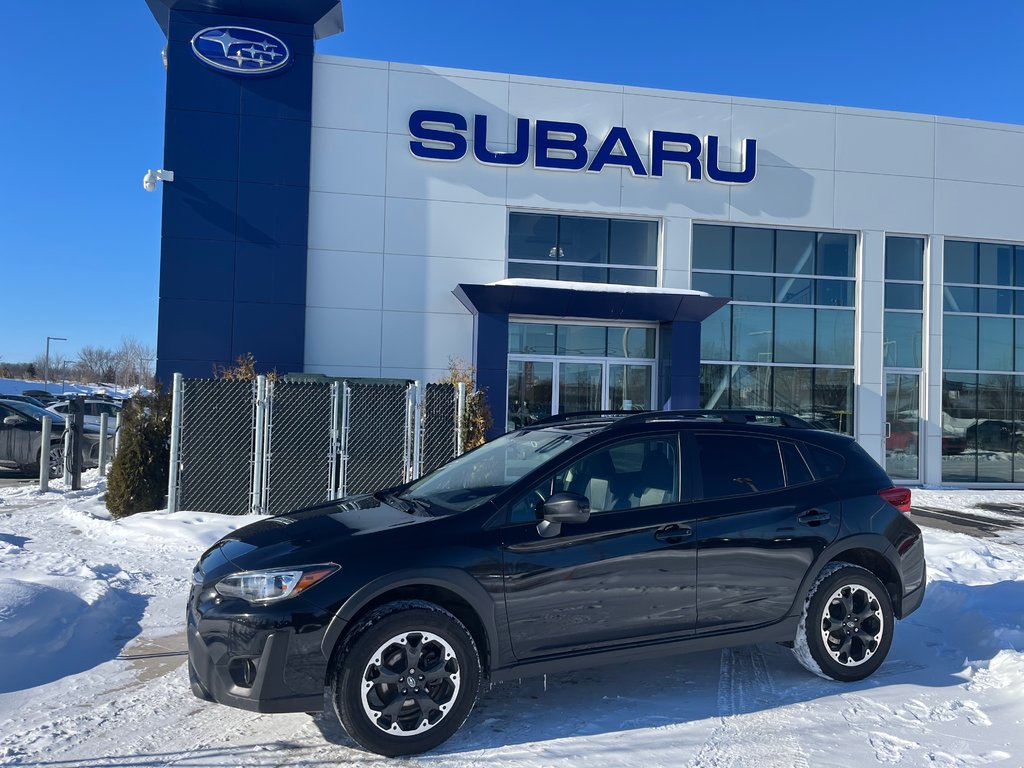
[802,443,845,479]
[696,433,785,499]
[781,441,814,486]
[507,435,680,521]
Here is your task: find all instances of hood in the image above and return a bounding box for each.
[208,494,435,573]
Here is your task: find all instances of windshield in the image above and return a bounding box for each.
[401,426,595,512]
[1,400,57,422]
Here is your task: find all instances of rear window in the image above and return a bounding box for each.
[696,433,785,499]
[781,441,814,485]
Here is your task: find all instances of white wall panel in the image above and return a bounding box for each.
[836,113,934,177]
[387,69,510,138]
[386,134,509,205]
[383,254,503,313]
[621,93,732,156]
[308,192,384,254]
[304,307,381,368]
[620,172,729,219]
[935,122,1024,187]
[834,172,934,234]
[728,165,835,228]
[934,179,1024,242]
[306,250,383,310]
[380,311,474,370]
[732,104,836,171]
[312,61,389,133]
[507,80,623,150]
[662,217,693,274]
[310,128,387,196]
[384,198,507,260]
[506,163,622,212]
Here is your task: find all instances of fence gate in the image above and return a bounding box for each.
[177,379,255,515]
[341,382,410,496]
[262,381,336,515]
[422,383,458,476]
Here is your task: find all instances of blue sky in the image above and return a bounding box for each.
[2,1,1022,364]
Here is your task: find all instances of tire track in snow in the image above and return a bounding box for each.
[688,646,809,768]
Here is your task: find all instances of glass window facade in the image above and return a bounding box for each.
[942,238,1024,481]
[884,236,925,370]
[508,213,658,286]
[695,223,856,434]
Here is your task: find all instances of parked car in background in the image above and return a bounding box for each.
[47,399,122,432]
[886,420,918,452]
[941,429,968,455]
[0,399,111,476]
[965,420,1024,453]
[0,394,50,409]
[188,408,924,757]
[21,389,58,406]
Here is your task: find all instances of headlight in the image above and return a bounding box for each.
[215,564,339,604]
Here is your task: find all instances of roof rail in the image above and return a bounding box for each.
[529,410,633,427]
[613,408,815,429]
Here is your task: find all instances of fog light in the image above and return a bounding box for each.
[229,658,258,688]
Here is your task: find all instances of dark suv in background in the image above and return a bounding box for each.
[187,409,924,757]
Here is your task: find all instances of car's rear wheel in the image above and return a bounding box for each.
[793,562,894,682]
[29,442,65,479]
[331,601,481,757]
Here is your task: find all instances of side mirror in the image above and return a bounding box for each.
[537,492,591,538]
[3,415,26,426]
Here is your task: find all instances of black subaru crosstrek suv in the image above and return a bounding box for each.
[187,410,924,757]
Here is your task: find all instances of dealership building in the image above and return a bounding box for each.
[146,0,1024,487]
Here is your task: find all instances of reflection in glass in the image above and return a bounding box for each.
[732,305,773,362]
[558,217,608,263]
[609,365,653,410]
[775,277,813,304]
[943,315,978,370]
[693,272,731,297]
[507,360,553,431]
[509,213,557,261]
[817,233,856,277]
[734,227,774,273]
[558,265,609,283]
[884,283,923,310]
[508,323,555,355]
[979,317,1013,371]
[815,310,855,366]
[774,307,814,364]
[978,243,1013,286]
[776,230,815,275]
[731,365,772,409]
[556,325,606,356]
[773,367,813,418]
[700,364,730,408]
[976,374,1014,482]
[508,262,557,280]
[816,280,855,307]
[944,240,977,284]
[813,368,854,435]
[609,268,657,286]
[609,220,658,266]
[885,373,920,481]
[692,224,732,270]
[977,288,1014,315]
[608,327,656,359]
[701,306,731,361]
[943,286,977,312]
[884,312,922,368]
[942,373,977,482]
[885,237,924,281]
[732,274,773,302]
[558,363,603,413]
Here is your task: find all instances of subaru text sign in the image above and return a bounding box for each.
[191,26,290,75]
[409,110,756,184]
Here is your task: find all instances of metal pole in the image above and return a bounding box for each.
[39,416,51,492]
[44,335,67,393]
[114,410,123,456]
[167,372,183,513]
[98,413,109,477]
[412,380,423,480]
[252,375,267,514]
[328,382,339,500]
[403,384,414,481]
[456,382,466,456]
[62,414,71,485]
[340,382,351,498]
[260,380,274,513]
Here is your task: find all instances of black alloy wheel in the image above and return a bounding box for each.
[332,601,481,757]
[794,562,894,682]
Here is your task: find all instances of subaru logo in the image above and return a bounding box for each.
[190,26,290,75]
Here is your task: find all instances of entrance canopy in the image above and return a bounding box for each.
[453,279,729,435]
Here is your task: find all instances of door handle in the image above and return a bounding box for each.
[798,510,831,526]
[655,524,692,543]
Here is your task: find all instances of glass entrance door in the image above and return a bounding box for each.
[559,362,603,413]
[885,372,920,481]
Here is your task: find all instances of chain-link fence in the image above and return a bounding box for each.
[177,379,255,516]
[167,376,466,515]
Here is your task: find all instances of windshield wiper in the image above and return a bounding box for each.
[377,491,415,514]
[402,495,433,515]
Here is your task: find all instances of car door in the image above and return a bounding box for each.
[690,432,841,633]
[0,405,38,467]
[500,432,698,659]
[0,404,17,463]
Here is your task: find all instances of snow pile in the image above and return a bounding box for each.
[0,477,1022,766]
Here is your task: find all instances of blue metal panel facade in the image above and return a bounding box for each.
[152,6,317,384]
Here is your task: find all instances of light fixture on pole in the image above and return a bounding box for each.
[44,336,67,392]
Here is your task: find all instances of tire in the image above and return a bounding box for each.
[30,442,65,479]
[792,562,894,682]
[331,600,481,757]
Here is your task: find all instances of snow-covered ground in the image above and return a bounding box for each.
[0,478,1022,767]
[0,377,139,399]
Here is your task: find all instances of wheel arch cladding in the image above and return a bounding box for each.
[826,548,901,612]
[325,578,494,685]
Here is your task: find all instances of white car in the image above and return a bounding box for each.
[47,399,122,432]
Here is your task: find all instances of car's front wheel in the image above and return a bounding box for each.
[331,601,481,757]
[793,562,894,682]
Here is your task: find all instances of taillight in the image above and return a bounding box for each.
[879,486,912,515]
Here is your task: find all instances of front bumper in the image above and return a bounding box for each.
[186,585,332,714]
